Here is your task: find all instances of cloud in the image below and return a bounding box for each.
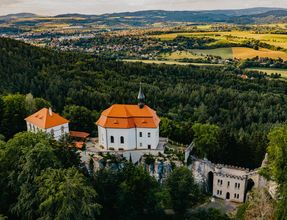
[0,0,287,16]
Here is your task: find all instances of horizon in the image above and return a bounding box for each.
[1,6,287,17]
[1,0,287,16]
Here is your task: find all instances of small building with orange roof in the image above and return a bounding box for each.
[25,107,70,141]
[96,85,160,151]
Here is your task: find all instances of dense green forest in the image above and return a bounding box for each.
[2,37,287,168]
[0,132,230,220]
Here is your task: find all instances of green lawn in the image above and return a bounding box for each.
[191,48,233,59]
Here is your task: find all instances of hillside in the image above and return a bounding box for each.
[2,37,287,168]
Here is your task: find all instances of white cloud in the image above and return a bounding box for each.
[0,0,287,16]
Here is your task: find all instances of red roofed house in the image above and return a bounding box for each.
[96,85,160,150]
[25,108,70,141]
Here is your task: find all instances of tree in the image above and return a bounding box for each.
[0,132,82,219]
[244,188,275,220]
[192,123,220,159]
[1,94,27,139]
[265,124,287,219]
[187,208,229,220]
[165,167,199,214]
[63,105,98,134]
[93,163,164,220]
[36,167,101,220]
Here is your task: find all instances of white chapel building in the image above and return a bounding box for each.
[25,107,70,141]
[96,86,160,150]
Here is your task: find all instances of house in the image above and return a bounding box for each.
[70,131,90,149]
[96,85,160,151]
[25,107,69,141]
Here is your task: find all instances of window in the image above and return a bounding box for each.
[51,129,54,138]
[237,194,239,199]
[238,183,240,189]
[234,194,236,198]
[217,190,219,195]
[139,132,142,137]
[120,136,124,144]
[148,145,151,149]
[148,132,151,138]
[140,143,143,147]
[61,126,65,134]
[227,181,230,187]
[235,183,237,188]
[110,136,114,143]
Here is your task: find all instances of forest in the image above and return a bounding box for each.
[2,37,287,168]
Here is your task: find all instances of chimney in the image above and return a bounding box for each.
[48,107,53,116]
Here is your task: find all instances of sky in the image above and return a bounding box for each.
[0,0,287,16]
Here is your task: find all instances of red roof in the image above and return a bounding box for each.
[96,104,160,129]
[74,141,85,149]
[25,108,69,129]
[70,131,90,139]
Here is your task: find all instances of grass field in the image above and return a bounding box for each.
[245,67,287,78]
[191,48,233,59]
[161,51,202,60]
[123,59,223,66]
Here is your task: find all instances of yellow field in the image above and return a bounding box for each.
[232,47,287,60]
[151,31,287,49]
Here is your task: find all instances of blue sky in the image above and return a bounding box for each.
[0,0,286,16]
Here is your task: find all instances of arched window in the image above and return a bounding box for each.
[51,129,54,138]
[120,136,124,144]
[110,136,114,143]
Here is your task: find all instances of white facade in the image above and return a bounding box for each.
[98,126,159,150]
[213,173,246,203]
[26,122,69,141]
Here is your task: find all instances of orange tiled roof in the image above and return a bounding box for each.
[25,108,69,129]
[96,104,160,129]
[70,131,90,139]
[74,141,85,149]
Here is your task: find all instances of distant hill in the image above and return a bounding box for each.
[228,9,287,24]
[1,8,287,28]
[0,13,38,21]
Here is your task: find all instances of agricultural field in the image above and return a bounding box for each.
[151,31,287,49]
[245,67,287,78]
[123,59,223,66]
[191,48,233,59]
[161,47,287,61]
[161,51,203,60]
[232,47,287,60]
